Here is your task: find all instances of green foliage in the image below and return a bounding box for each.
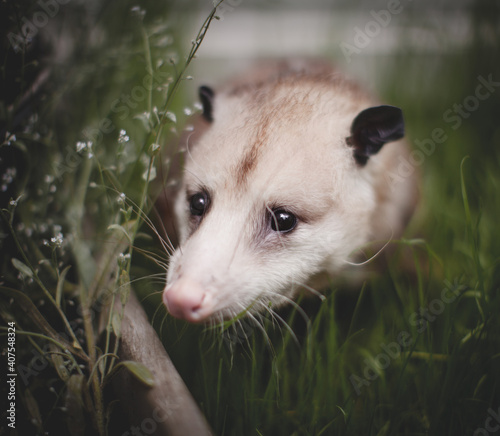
[1,1,499,435]
[0,1,224,434]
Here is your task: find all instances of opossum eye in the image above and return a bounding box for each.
[270,209,297,233]
[189,192,209,216]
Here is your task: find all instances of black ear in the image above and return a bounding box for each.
[347,105,404,165]
[199,86,215,122]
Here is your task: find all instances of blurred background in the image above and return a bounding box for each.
[1,0,499,435]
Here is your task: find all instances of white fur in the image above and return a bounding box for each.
[163,61,417,322]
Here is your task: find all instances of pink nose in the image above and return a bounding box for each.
[163,279,212,323]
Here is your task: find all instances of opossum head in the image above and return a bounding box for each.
[163,74,405,323]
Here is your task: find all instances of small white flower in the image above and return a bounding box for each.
[76,141,93,153]
[117,192,126,205]
[4,133,16,145]
[76,141,86,152]
[51,233,64,248]
[119,253,131,261]
[118,252,131,268]
[2,167,17,184]
[9,194,22,206]
[118,130,130,143]
[1,169,15,190]
[165,111,177,123]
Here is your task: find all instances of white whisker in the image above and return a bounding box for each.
[343,228,394,266]
[290,280,326,301]
[263,305,299,347]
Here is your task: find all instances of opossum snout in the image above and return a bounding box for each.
[163,279,213,323]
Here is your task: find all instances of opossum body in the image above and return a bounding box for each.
[162,60,417,323]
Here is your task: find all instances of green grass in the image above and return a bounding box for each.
[2,1,500,435]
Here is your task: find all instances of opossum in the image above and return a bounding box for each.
[162,60,418,323]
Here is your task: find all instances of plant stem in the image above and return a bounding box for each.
[2,213,82,350]
[141,25,154,117]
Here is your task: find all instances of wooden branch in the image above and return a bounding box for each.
[111,291,213,436]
